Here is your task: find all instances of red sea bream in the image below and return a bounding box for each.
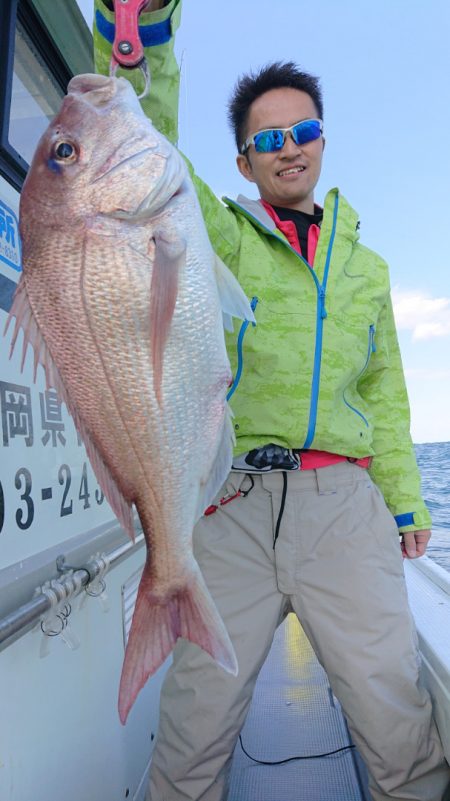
[6,73,255,723]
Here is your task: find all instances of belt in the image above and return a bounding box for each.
[231,445,372,473]
[295,449,372,471]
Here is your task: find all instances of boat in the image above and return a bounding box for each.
[0,2,448,798]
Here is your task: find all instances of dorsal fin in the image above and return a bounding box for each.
[5,278,135,540]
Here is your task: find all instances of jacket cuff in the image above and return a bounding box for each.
[394,507,432,533]
[94,0,181,47]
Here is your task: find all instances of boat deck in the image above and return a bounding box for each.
[228,613,370,801]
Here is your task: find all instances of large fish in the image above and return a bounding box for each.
[6,73,255,723]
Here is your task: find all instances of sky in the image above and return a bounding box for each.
[78,0,450,443]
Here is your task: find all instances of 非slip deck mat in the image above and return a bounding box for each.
[228,613,369,801]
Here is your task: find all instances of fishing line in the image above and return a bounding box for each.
[238,734,355,765]
[178,47,189,152]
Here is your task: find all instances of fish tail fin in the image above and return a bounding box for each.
[118,565,238,724]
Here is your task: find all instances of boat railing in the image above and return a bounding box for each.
[0,528,145,652]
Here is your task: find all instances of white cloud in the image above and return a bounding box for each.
[405,368,450,381]
[392,288,450,340]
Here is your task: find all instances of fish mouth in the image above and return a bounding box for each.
[140,176,187,217]
[131,149,187,219]
[92,137,160,185]
[108,166,187,222]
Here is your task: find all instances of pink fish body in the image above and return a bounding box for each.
[6,74,254,723]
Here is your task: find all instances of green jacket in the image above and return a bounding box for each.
[93,0,431,533]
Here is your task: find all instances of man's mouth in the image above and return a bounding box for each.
[277,166,306,177]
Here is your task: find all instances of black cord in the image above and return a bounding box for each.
[240,472,356,766]
[239,734,355,765]
[273,471,288,548]
[241,474,255,497]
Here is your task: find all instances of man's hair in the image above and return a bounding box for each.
[227,61,323,153]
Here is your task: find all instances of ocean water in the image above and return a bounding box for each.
[415,441,450,572]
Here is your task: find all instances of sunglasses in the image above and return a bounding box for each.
[241,118,323,154]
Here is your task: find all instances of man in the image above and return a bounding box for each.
[94,2,450,799]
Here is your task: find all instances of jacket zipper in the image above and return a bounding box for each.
[302,195,339,447]
[343,323,376,428]
[226,296,259,401]
[224,194,339,448]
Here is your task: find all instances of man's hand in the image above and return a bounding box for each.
[401,529,431,559]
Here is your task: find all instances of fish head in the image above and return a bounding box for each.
[20,73,187,241]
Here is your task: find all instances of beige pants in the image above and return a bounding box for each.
[148,463,450,801]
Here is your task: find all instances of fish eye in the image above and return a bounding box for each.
[54,141,77,161]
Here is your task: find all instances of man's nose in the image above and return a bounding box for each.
[280,131,302,156]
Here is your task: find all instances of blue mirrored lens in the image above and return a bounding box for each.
[253,120,322,153]
[292,119,322,146]
[254,129,284,152]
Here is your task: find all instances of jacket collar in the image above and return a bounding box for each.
[223,190,360,246]
[225,194,278,232]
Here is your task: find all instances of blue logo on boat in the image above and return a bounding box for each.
[0,200,21,272]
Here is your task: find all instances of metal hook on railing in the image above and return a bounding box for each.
[37,579,80,654]
[56,554,93,584]
[40,614,65,638]
[86,578,107,598]
[81,553,111,612]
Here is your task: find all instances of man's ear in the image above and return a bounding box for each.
[236,153,256,184]
[322,137,326,152]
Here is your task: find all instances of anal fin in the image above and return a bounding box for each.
[195,404,235,522]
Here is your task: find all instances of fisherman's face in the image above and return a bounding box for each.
[237,87,325,213]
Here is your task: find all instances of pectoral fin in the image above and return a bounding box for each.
[214,254,256,332]
[150,230,186,404]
